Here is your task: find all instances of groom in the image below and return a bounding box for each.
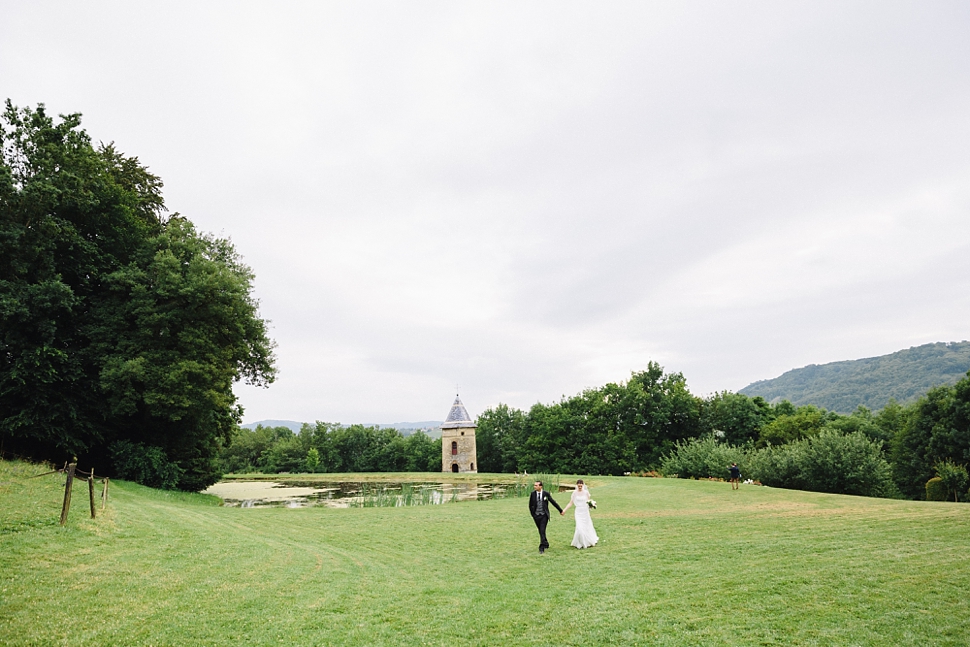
[529,480,563,554]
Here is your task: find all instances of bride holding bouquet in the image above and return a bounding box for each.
[560,479,598,549]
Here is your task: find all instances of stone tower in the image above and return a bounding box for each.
[441,394,477,473]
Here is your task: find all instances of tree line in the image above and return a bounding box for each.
[95,349,970,502]
[218,423,440,474]
[225,360,965,502]
[473,362,970,501]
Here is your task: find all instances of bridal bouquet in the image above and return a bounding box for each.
[588,500,596,509]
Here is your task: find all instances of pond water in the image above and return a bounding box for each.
[203,480,535,508]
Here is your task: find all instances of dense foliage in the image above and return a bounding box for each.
[0,102,275,490]
[109,440,185,490]
[217,423,441,474]
[740,341,970,413]
[890,374,970,499]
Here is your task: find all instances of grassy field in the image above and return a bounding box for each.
[2,460,969,646]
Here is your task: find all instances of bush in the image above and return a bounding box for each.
[109,440,184,490]
[660,429,898,498]
[746,443,805,490]
[800,429,897,497]
[747,430,897,498]
[925,477,948,501]
[659,436,748,480]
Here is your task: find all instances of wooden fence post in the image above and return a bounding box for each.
[88,468,96,519]
[60,463,76,526]
[101,478,109,511]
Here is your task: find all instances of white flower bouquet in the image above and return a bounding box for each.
[588,499,596,509]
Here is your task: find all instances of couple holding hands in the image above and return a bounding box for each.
[528,479,598,554]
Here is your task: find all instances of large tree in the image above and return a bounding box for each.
[475,403,526,473]
[701,391,773,445]
[0,102,275,489]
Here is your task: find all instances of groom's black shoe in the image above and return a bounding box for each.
[539,548,545,554]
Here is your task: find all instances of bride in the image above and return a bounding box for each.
[560,479,598,549]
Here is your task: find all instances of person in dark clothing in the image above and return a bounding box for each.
[528,480,563,554]
[729,463,741,490]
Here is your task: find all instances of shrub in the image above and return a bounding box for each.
[660,429,898,499]
[109,440,184,490]
[800,429,897,497]
[746,443,805,490]
[659,436,748,480]
[925,477,948,501]
[747,430,897,498]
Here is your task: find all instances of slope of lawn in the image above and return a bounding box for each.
[2,459,969,646]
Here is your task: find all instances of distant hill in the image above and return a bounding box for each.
[367,421,443,431]
[739,341,970,413]
[242,420,305,432]
[368,422,443,439]
[241,419,443,438]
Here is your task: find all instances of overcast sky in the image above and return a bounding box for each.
[3,1,969,425]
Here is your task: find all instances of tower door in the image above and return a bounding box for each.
[451,463,459,473]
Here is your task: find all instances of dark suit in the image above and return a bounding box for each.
[529,489,563,551]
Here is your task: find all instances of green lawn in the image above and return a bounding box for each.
[2,460,969,646]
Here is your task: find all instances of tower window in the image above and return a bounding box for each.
[451,441,458,455]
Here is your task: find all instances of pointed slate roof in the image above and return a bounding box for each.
[441,395,476,429]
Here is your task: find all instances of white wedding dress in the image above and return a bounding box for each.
[570,488,599,549]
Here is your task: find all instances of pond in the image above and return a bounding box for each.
[203,479,541,508]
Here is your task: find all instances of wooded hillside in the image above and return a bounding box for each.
[740,342,970,413]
